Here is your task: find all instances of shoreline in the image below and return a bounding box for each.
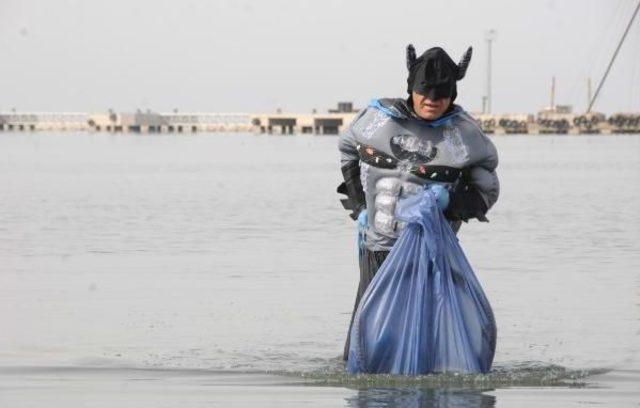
[2,110,639,135]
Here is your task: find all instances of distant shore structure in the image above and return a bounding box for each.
[251,102,357,135]
[0,102,638,135]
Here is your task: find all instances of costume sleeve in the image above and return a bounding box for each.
[469,135,500,210]
[445,131,499,222]
[338,109,366,166]
[337,109,368,220]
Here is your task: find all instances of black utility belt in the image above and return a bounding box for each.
[356,143,461,183]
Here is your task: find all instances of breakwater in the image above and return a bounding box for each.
[1,109,638,134]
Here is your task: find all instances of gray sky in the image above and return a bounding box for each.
[1,0,638,114]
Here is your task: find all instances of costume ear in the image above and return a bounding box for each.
[406,44,417,71]
[456,46,473,79]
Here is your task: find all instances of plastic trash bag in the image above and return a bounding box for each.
[346,187,496,375]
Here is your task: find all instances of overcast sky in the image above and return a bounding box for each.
[1,0,638,114]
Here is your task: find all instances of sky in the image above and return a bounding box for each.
[0,0,639,115]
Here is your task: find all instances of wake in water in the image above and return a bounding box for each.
[273,357,608,388]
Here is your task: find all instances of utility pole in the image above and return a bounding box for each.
[550,76,556,110]
[484,29,497,114]
[587,78,593,111]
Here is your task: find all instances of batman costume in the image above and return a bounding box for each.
[338,45,500,360]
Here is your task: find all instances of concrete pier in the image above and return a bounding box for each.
[249,112,357,135]
[86,111,252,133]
[0,112,87,132]
[0,111,252,133]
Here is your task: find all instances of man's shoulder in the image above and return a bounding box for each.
[347,99,406,138]
[368,98,413,120]
[451,108,498,160]
[452,108,485,136]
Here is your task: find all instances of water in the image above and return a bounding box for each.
[0,132,639,406]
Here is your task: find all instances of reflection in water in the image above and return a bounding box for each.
[345,387,496,408]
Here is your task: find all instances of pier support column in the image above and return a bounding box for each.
[267,118,297,135]
[313,118,343,135]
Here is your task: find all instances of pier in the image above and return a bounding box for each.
[85,111,252,133]
[0,112,86,132]
[249,112,355,135]
[0,111,252,133]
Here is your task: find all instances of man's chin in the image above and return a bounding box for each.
[417,110,441,120]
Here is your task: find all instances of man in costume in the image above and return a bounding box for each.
[338,45,500,360]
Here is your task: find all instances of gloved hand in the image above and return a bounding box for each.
[357,209,368,229]
[444,182,489,222]
[357,210,368,251]
[337,162,366,221]
[427,184,450,211]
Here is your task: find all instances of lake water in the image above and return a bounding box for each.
[0,132,638,407]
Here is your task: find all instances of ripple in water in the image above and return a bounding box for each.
[269,357,607,388]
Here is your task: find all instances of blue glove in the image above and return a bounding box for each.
[428,184,450,211]
[357,210,367,251]
[357,209,368,228]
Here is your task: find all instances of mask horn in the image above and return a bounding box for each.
[456,46,473,79]
[406,44,417,71]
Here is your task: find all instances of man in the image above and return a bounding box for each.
[338,45,500,360]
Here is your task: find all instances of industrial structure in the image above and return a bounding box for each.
[483,29,497,114]
[250,102,356,135]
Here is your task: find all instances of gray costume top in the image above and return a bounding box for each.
[339,98,500,252]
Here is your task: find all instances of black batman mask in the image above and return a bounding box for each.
[406,45,472,103]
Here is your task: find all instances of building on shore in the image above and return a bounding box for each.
[249,102,357,135]
[85,110,252,133]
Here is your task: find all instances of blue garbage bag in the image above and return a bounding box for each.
[346,187,496,375]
